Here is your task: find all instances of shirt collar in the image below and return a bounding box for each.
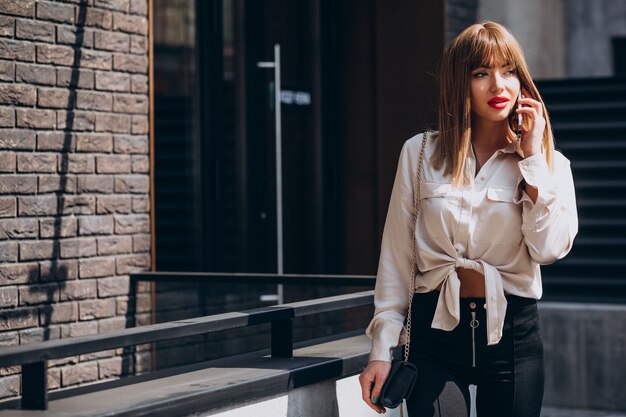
[469,140,522,158]
[497,140,525,158]
[467,140,525,177]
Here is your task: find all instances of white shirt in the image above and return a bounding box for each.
[366,131,578,362]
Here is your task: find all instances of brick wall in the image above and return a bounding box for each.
[0,0,151,400]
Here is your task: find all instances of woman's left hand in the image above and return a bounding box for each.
[516,87,546,157]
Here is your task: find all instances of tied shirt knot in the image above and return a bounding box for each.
[455,257,483,272]
[431,258,508,346]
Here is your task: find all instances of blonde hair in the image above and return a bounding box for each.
[432,21,555,185]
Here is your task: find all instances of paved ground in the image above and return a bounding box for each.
[541,407,626,417]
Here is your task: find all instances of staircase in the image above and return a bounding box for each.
[536,76,626,302]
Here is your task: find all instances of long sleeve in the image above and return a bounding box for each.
[515,152,578,264]
[365,138,419,362]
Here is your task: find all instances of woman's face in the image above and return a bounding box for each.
[470,58,521,124]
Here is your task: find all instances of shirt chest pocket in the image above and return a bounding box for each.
[418,182,454,239]
[476,187,523,245]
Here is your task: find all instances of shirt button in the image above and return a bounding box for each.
[480,176,485,181]
[454,243,463,252]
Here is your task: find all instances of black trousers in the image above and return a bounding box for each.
[406,291,544,417]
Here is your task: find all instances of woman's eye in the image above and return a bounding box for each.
[473,72,486,78]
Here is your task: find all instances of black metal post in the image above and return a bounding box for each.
[21,360,48,410]
[271,318,293,358]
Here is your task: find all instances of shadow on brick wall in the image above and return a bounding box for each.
[21,1,91,393]
[35,0,88,341]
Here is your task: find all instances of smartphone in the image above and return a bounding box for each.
[516,90,523,141]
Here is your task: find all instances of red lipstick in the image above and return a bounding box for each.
[488,96,509,109]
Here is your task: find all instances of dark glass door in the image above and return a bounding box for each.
[153,0,203,272]
[214,0,343,274]
[154,0,342,275]
[242,0,339,274]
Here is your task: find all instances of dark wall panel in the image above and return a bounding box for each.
[341,0,444,275]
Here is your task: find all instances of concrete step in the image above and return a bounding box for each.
[537,76,626,104]
[542,406,626,417]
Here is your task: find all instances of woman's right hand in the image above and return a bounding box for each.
[358,360,392,414]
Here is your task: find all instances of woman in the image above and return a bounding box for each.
[358,21,578,416]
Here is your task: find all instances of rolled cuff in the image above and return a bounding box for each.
[517,155,557,220]
[366,319,404,362]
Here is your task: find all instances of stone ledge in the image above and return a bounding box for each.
[541,406,626,417]
[0,333,370,417]
[540,302,626,411]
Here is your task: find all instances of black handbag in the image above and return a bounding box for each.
[378,131,428,409]
[379,360,418,408]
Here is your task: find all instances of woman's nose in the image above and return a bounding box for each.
[490,73,505,92]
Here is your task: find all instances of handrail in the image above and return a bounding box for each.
[0,289,374,411]
[130,271,377,286]
[0,291,373,367]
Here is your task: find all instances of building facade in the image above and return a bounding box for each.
[1,0,624,407]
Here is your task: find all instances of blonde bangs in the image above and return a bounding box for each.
[465,23,523,76]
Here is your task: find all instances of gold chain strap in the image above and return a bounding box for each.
[403,131,428,363]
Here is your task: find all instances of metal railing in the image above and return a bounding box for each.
[131,271,376,286]
[0,273,375,411]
